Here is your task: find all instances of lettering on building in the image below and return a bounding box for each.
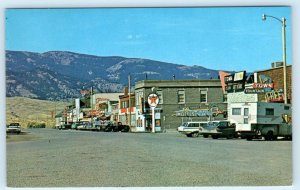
[265,89,284,102]
[175,108,212,117]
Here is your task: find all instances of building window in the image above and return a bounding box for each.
[156,90,163,104]
[266,108,274,116]
[121,100,128,109]
[232,108,241,115]
[244,118,249,124]
[178,90,185,104]
[200,91,207,103]
[244,108,249,116]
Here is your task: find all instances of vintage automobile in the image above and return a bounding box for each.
[6,123,21,134]
[177,121,208,137]
[199,120,237,139]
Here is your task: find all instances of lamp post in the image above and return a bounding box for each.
[262,14,288,104]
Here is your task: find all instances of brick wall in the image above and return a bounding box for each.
[257,65,292,103]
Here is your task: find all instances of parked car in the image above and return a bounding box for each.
[58,123,72,130]
[6,123,21,134]
[199,120,237,139]
[71,122,84,130]
[177,121,208,137]
[113,122,130,132]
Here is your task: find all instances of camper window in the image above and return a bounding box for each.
[232,108,241,115]
[266,108,274,116]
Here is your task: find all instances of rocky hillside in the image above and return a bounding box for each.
[6,50,220,100]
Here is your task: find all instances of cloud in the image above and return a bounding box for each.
[127,34,145,40]
[127,34,133,39]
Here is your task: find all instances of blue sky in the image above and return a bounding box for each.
[5,7,291,72]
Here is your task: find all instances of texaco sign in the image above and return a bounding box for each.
[147,93,159,108]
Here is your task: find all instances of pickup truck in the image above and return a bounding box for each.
[6,123,21,134]
[199,120,237,139]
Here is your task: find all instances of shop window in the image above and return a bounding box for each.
[232,108,241,115]
[178,90,185,104]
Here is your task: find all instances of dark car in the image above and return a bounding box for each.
[112,122,130,132]
[216,123,237,139]
[199,121,237,139]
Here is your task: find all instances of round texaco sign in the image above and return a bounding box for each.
[147,93,159,107]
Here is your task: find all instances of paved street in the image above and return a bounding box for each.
[6,128,292,187]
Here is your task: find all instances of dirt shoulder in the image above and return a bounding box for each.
[6,131,39,143]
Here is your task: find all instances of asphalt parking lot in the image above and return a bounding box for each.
[6,128,292,187]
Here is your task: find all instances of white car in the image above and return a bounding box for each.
[6,123,21,134]
[178,121,208,137]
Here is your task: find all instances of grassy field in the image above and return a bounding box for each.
[6,97,71,128]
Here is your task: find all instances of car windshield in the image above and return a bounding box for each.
[200,123,208,127]
[182,123,188,127]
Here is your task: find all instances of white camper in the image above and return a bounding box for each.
[228,102,292,140]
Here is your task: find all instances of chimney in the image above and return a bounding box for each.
[124,87,128,96]
[272,61,283,68]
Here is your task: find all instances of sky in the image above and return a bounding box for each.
[5,6,292,72]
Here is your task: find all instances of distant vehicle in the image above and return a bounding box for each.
[199,120,237,139]
[112,122,130,132]
[177,121,208,137]
[6,123,21,134]
[58,123,72,130]
[71,122,85,130]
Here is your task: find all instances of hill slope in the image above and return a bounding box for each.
[6,50,220,100]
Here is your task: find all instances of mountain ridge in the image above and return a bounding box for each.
[6,50,220,100]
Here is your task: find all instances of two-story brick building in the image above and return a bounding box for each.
[134,79,227,132]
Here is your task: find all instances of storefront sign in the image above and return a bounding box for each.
[234,71,246,82]
[252,83,274,89]
[244,88,265,94]
[224,71,246,93]
[224,74,234,84]
[265,90,284,102]
[147,93,159,108]
[175,109,212,117]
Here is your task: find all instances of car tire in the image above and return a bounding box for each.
[191,132,199,138]
[212,135,218,139]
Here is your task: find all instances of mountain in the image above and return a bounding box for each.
[6,50,220,100]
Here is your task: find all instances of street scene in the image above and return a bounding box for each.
[5,6,293,188]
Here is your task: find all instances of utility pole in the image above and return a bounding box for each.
[91,86,93,127]
[128,74,131,127]
[282,17,287,104]
[262,14,288,104]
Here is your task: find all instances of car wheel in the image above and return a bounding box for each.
[191,132,199,138]
[186,134,192,137]
[227,134,234,139]
[265,131,273,141]
[212,135,218,139]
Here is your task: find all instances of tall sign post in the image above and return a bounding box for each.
[147,93,159,133]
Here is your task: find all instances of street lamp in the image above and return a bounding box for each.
[262,14,288,104]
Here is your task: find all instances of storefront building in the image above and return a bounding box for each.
[135,79,227,132]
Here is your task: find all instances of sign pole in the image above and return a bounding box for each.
[147,92,159,133]
[151,107,155,133]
